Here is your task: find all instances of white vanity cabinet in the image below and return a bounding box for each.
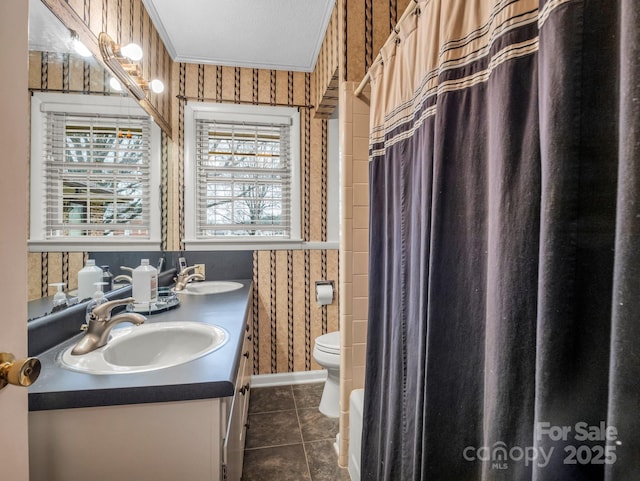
[223,316,253,481]
[29,306,253,481]
[30,397,227,481]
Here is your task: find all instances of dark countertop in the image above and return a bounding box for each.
[28,279,252,411]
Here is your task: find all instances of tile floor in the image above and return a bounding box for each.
[241,383,351,481]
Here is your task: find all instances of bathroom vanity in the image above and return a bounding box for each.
[28,280,253,481]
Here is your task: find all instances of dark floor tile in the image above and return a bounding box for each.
[243,383,349,481]
[293,382,325,409]
[242,444,311,481]
[305,440,351,481]
[246,409,302,449]
[298,407,339,443]
[249,385,295,414]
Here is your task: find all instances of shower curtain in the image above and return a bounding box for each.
[363,0,640,480]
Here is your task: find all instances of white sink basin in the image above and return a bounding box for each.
[60,321,228,374]
[178,281,243,295]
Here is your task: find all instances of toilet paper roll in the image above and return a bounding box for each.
[316,283,334,306]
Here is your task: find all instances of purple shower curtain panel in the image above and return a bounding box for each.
[363,0,640,480]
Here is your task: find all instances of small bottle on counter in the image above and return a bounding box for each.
[85,282,107,323]
[101,265,114,291]
[77,260,103,302]
[132,259,158,309]
[50,282,68,312]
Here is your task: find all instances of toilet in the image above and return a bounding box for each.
[312,331,341,418]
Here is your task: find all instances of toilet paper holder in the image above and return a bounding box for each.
[315,280,335,306]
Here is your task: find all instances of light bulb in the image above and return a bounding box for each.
[109,77,123,91]
[149,79,164,94]
[119,42,143,61]
[71,33,92,57]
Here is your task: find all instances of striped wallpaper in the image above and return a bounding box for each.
[172,61,338,373]
[27,0,412,375]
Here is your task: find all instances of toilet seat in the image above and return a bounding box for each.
[314,331,340,355]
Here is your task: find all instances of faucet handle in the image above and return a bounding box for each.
[179,265,197,276]
[90,297,135,321]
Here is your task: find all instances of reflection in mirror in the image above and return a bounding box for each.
[29,0,80,56]
[28,0,120,95]
[28,249,255,322]
[27,252,169,322]
[27,0,140,317]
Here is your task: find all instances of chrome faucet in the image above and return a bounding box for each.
[71,297,146,355]
[113,266,134,284]
[174,266,205,291]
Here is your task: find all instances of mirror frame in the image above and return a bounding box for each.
[40,0,172,137]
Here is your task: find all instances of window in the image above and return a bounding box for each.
[45,113,149,237]
[30,93,161,251]
[185,103,301,248]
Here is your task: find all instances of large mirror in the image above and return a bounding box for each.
[27,0,158,319]
[29,0,83,58]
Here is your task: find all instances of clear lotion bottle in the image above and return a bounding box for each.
[85,282,108,323]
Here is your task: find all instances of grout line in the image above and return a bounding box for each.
[304,437,341,443]
[290,384,298,409]
[248,408,299,415]
[300,443,314,481]
[293,384,314,481]
[244,441,304,451]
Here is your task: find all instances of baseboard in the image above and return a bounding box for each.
[250,370,327,387]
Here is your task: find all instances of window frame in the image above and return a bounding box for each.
[29,92,161,252]
[184,102,301,250]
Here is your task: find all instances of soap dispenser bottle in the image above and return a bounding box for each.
[85,282,108,323]
[49,282,68,312]
[132,259,158,308]
[77,259,104,301]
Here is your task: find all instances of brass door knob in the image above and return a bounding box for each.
[0,353,41,391]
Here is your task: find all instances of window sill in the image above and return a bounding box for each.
[28,239,161,253]
[183,239,339,251]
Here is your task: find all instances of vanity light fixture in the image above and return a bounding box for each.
[118,42,143,62]
[109,77,123,92]
[149,79,165,94]
[98,32,164,100]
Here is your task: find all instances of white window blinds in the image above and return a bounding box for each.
[43,112,151,238]
[194,119,292,238]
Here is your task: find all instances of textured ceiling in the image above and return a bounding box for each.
[29,0,335,73]
[142,0,335,72]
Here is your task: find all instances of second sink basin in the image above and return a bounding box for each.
[60,321,228,375]
[178,281,244,295]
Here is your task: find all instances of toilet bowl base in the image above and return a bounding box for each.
[318,368,340,418]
